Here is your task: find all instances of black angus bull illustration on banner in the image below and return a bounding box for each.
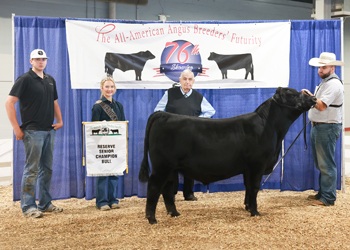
[208,52,254,80]
[104,50,155,81]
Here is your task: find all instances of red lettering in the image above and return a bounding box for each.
[95,24,115,42]
[177,42,191,63]
[191,45,200,55]
[193,24,198,33]
[115,34,120,43]
[165,42,179,63]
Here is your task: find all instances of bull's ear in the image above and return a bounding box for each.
[274,87,281,98]
[273,87,283,103]
[274,87,282,97]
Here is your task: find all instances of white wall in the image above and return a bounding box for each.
[343,18,350,128]
[0,17,15,139]
[0,139,12,185]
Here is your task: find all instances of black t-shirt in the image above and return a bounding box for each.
[166,87,203,117]
[9,69,58,131]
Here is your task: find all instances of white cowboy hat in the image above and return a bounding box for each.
[309,52,344,67]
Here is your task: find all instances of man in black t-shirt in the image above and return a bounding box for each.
[5,49,63,218]
[154,69,215,201]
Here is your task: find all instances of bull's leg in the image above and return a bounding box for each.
[221,70,227,79]
[243,170,264,216]
[135,70,141,81]
[162,180,180,217]
[145,168,174,224]
[244,66,254,80]
[247,173,264,216]
[243,173,250,212]
[105,66,114,76]
[244,69,249,79]
[145,174,164,224]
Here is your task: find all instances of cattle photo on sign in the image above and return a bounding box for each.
[104,50,155,81]
[208,52,254,80]
[139,87,317,224]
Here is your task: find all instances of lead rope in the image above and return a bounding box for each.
[303,112,308,151]
[262,112,310,186]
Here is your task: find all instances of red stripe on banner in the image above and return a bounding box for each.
[153,68,161,75]
[198,68,210,77]
[345,127,350,132]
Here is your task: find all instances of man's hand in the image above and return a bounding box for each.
[5,95,23,140]
[14,127,24,140]
[52,121,63,130]
[53,100,63,130]
[301,89,313,96]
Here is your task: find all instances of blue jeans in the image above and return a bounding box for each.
[310,123,341,205]
[96,176,119,209]
[21,129,56,213]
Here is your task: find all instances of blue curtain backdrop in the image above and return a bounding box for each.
[13,16,342,201]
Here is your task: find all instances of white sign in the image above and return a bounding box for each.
[66,20,290,89]
[84,121,128,176]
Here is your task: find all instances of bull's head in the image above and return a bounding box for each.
[273,87,317,111]
[143,50,155,59]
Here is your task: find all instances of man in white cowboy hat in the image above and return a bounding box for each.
[5,49,63,218]
[302,52,344,206]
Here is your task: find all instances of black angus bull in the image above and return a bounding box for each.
[208,52,254,80]
[139,87,317,224]
[105,50,155,81]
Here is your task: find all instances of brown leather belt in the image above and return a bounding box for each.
[311,122,334,127]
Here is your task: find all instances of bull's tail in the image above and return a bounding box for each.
[139,153,150,183]
[139,112,158,182]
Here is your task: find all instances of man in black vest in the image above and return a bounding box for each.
[154,69,215,201]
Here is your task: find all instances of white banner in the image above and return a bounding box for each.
[66,20,290,89]
[84,121,128,176]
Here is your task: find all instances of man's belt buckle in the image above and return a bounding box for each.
[311,122,327,127]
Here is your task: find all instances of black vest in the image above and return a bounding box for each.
[166,87,203,117]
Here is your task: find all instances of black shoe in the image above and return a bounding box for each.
[184,194,198,201]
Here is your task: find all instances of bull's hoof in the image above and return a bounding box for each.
[147,217,157,224]
[245,205,250,212]
[250,211,260,216]
[169,211,180,217]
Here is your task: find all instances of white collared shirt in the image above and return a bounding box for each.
[308,73,343,123]
[154,88,216,118]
